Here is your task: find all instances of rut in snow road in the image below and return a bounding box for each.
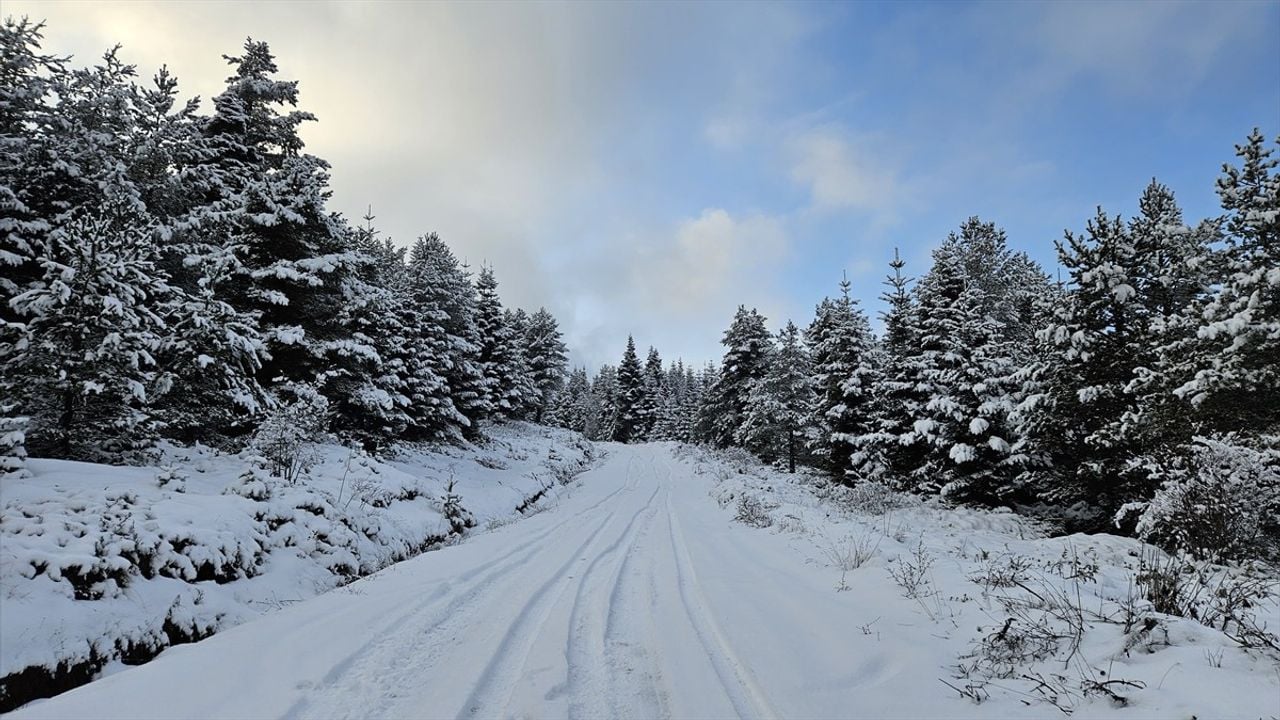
[10,444,906,720]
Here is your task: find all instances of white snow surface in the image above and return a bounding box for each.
[6,442,1280,719]
[0,423,596,697]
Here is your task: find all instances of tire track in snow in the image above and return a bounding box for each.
[285,463,633,720]
[562,480,664,720]
[665,490,779,720]
[597,478,672,719]
[455,507,622,719]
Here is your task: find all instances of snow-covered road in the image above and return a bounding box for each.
[19,442,1275,720]
[11,443,923,720]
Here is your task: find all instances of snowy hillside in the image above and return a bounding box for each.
[0,423,598,711]
[7,443,1277,719]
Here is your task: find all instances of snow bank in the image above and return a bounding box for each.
[0,422,598,711]
[680,444,1280,719]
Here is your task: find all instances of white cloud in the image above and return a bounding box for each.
[785,125,899,216]
[562,208,795,369]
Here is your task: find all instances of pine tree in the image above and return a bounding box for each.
[6,201,171,460]
[1161,131,1279,439]
[702,307,771,447]
[906,240,1020,503]
[805,276,876,479]
[587,364,619,441]
[474,266,518,420]
[854,249,928,483]
[190,39,366,407]
[407,233,489,434]
[1016,207,1154,527]
[613,336,645,442]
[738,321,813,472]
[523,308,568,423]
[637,346,664,440]
[553,367,592,433]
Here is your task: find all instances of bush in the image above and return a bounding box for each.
[251,383,328,483]
[734,495,774,528]
[1122,436,1280,562]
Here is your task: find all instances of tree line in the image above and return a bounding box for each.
[556,131,1278,559]
[0,20,568,467]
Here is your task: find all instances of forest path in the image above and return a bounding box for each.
[10,444,906,720]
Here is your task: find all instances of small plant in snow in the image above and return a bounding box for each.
[0,408,30,478]
[817,529,882,591]
[440,474,474,535]
[734,494,775,528]
[250,383,328,484]
[225,456,273,501]
[155,466,187,493]
[889,540,936,600]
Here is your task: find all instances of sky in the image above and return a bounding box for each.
[10,1,1280,370]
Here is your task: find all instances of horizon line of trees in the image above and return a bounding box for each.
[0,19,568,469]
[560,129,1279,559]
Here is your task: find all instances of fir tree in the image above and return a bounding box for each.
[407,233,490,434]
[805,276,876,479]
[613,336,645,442]
[523,308,569,423]
[702,307,771,448]
[475,266,518,420]
[738,322,813,472]
[854,249,927,483]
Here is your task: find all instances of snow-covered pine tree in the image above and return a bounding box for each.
[1117,183,1219,466]
[120,64,270,443]
[613,336,646,442]
[0,406,30,477]
[701,307,771,448]
[650,360,686,441]
[475,266,520,421]
[502,308,540,420]
[738,321,812,472]
[190,40,367,408]
[553,367,592,433]
[523,308,569,423]
[6,200,171,460]
[407,233,490,435]
[588,364,620,442]
[1,19,69,327]
[853,249,928,484]
[804,276,876,480]
[1159,131,1279,440]
[1015,207,1155,528]
[689,363,719,444]
[906,238,1020,504]
[324,211,432,449]
[636,346,664,440]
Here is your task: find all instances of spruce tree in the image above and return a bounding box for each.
[1162,131,1279,438]
[738,321,812,472]
[854,249,927,483]
[805,276,876,479]
[702,307,771,447]
[523,308,568,423]
[588,364,619,441]
[407,233,490,434]
[6,201,171,460]
[613,336,645,442]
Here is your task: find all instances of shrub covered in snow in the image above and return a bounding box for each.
[1121,436,1280,562]
[250,384,329,484]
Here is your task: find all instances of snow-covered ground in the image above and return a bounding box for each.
[0,423,597,711]
[5,441,1277,719]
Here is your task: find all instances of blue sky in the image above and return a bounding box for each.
[12,1,1280,369]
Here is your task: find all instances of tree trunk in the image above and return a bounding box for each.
[788,431,796,474]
